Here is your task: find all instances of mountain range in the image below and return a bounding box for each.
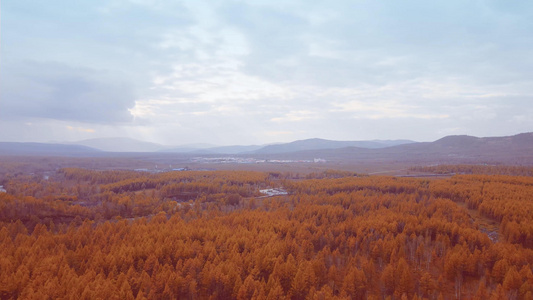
[0,142,100,156]
[270,133,533,165]
[69,137,414,154]
[252,138,415,154]
[0,133,531,165]
[75,137,165,152]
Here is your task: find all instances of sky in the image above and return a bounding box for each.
[1,0,533,146]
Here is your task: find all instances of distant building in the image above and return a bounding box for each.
[0,186,6,193]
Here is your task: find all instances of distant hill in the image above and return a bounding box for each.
[0,142,100,156]
[2,133,530,165]
[386,133,533,157]
[252,138,415,154]
[190,145,264,155]
[161,139,414,155]
[75,138,164,152]
[158,147,207,153]
[265,133,533,165]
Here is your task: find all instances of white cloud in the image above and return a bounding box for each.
[271,110,320,123]
[332,100,449,120]
[66,126,96,133]
[2,0,533,144]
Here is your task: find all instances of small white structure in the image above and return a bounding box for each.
[0,186,6,193]
[259,188,288,197]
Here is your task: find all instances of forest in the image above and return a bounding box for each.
[0,164,533,299]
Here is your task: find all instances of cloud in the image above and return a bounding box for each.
[271,110,321,123]
[333,100,449,120]
[0,61,136,123]
[216,0,533,90]
[2,0,533,144]
[66,126,96,133]
[264,131,296,137]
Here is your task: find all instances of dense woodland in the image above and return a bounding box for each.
[1,165,533,299]
[410,165,533,177]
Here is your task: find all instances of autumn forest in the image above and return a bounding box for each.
[1,164,533,300]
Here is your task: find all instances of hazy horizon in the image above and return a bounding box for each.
[5,131,533,148]
[2,1,532,145]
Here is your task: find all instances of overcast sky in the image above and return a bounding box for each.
[2,1,532,145]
